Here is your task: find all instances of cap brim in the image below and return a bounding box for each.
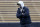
[17,3,20,5]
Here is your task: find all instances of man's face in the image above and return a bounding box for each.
[17,5,20,7]
[17,5,21,8]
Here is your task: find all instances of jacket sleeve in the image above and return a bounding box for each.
[24,7,30,17]
[16,8,22,18]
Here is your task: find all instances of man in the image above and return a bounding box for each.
[16,1,31,27]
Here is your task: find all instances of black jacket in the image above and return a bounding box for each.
[16,7,31,24]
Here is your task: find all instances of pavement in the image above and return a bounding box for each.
[0,22,40,27]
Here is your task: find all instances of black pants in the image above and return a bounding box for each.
[20,18,31,27]
[21,24,31,27]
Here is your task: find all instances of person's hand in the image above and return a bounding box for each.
[22,13,24,15]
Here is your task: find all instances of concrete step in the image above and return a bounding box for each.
[0,1,40,22]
